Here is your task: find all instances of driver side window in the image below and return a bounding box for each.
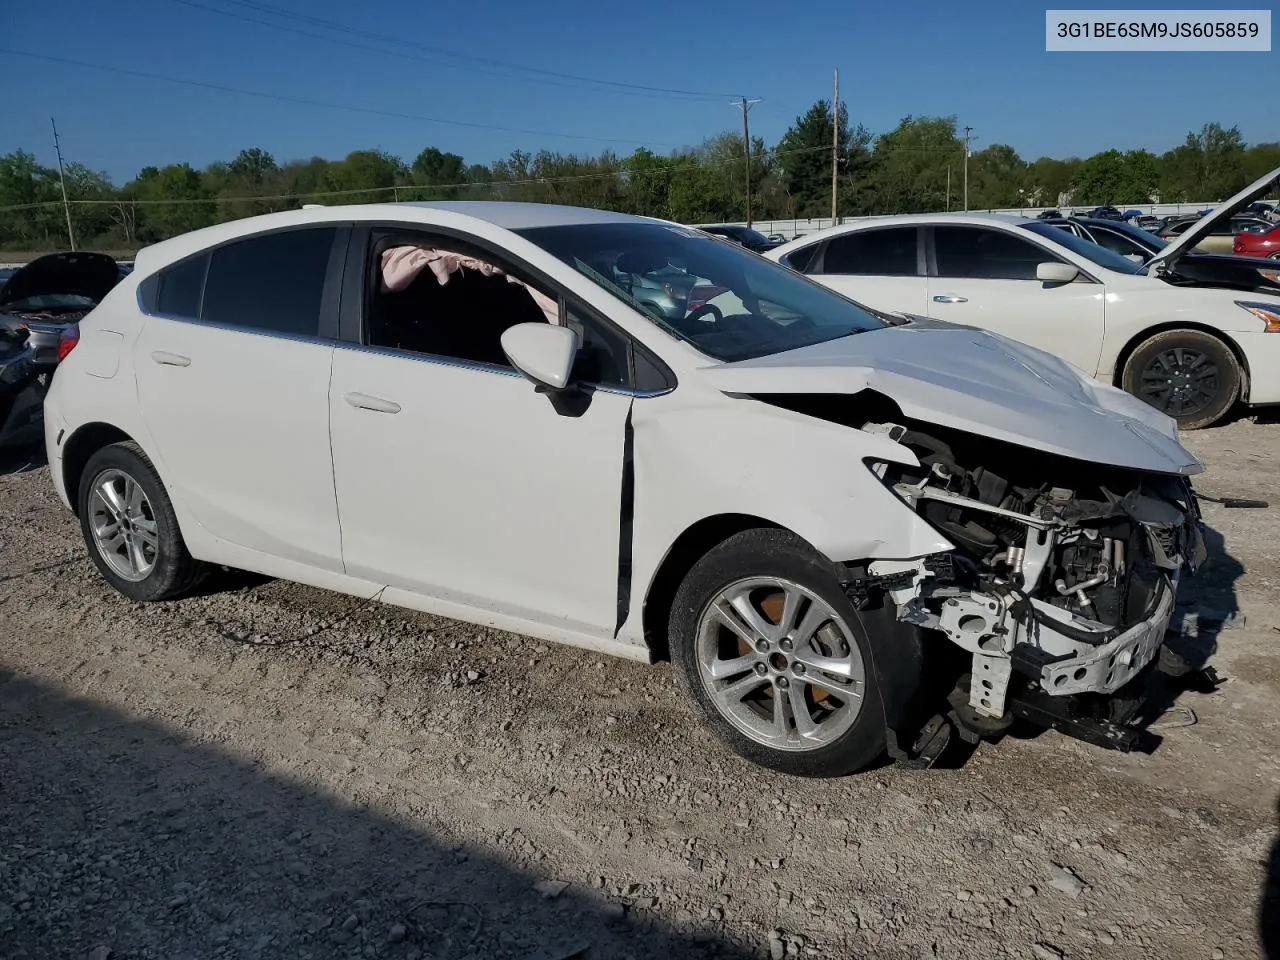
[363,229,636,390]
[934,226,1058,280]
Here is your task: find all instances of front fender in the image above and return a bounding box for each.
[622,395,953,643]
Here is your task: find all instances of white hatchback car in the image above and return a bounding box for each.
[767,168,1280,430]
[46,202,1207,776]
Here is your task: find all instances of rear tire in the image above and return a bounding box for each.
[77,441,207,601]
[668,528,888,777]
[1121,329,1240,430]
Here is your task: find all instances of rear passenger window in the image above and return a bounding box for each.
[202,228,336,337]
[819,227,918,276]
[155,254,207,318]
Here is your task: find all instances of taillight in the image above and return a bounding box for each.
[56,326,80,362]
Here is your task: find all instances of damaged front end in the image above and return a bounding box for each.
[850,418,1208,753]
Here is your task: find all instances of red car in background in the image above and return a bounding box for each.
[1235,222,1280,259]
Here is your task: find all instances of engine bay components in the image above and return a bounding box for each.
[852,419,1205,724]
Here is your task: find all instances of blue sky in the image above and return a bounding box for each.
[2,0,1276,183]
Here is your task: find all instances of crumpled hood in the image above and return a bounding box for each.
[700,319,1202,476]
[0,251,120,308]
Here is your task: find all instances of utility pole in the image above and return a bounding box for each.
[51,117,75,251]
[962,125,973,213]
[831,68,839,221]
[733,97,762,227]
[946,165,951,212]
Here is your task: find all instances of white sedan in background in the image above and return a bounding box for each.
[45,201,1206,777]
[768,168,1280,429]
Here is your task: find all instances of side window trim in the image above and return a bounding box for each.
[340,221,676,397]
[137,224,350,343]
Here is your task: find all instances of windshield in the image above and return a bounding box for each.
[1021,222,1146,275]
[518,222,887,362]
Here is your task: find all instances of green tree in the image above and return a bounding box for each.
[966,144,1027,209]
[863,116,962,214]
[323,149,407,198]
[1159,123,1247,201]
[775,100,869,218]
[1026,156,1081,207]
[130,163,214,242]
[1241,142,1280,186]
[0,150,61,248]
[623,148,674,217]
[411,147,466,199]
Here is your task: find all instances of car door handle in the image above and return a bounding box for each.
[343,392,401,415]
[150,350,191,367]
[932,295,968,303]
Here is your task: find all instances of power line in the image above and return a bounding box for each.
[0,50,685,148]
[162,0,743,101]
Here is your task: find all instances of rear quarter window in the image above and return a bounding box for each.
[781,243,820,273]
[202,228,337,337]
[152,254,208,318]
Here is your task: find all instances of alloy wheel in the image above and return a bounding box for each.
[694,577,866,752]
[88,468,160,582]
[1137,347,1219,419]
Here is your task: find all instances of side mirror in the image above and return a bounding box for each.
[500,323,579,392]
[1036,262,1080,284]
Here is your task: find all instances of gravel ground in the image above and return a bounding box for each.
[0,420,1278,960]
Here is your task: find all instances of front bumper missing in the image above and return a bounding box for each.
[1032,583,1175,697]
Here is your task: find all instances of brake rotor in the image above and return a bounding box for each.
[735,590,828,702]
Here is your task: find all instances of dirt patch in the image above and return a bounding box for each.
[1,420,1278,959]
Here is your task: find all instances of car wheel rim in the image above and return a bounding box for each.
[1137,347,1219,419]
[694,577,866,752]
[89,468,159,582]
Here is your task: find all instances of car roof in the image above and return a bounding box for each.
[772,212,1032,250]
[402,201,655,229]
[132,201,664,276]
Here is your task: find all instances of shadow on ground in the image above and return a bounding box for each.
[0,672,759,960]
[1127,524,1246,738]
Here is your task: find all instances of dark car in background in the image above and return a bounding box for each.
[0,252,122,369]
[696,224,785,252]
[1083,205,1125,220]
[0,326,45,449]
[1043,216,1280,294]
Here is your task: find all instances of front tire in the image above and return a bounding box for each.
[77,441,206,601]
[668,529,888,777]
[1121,329,1240,430]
